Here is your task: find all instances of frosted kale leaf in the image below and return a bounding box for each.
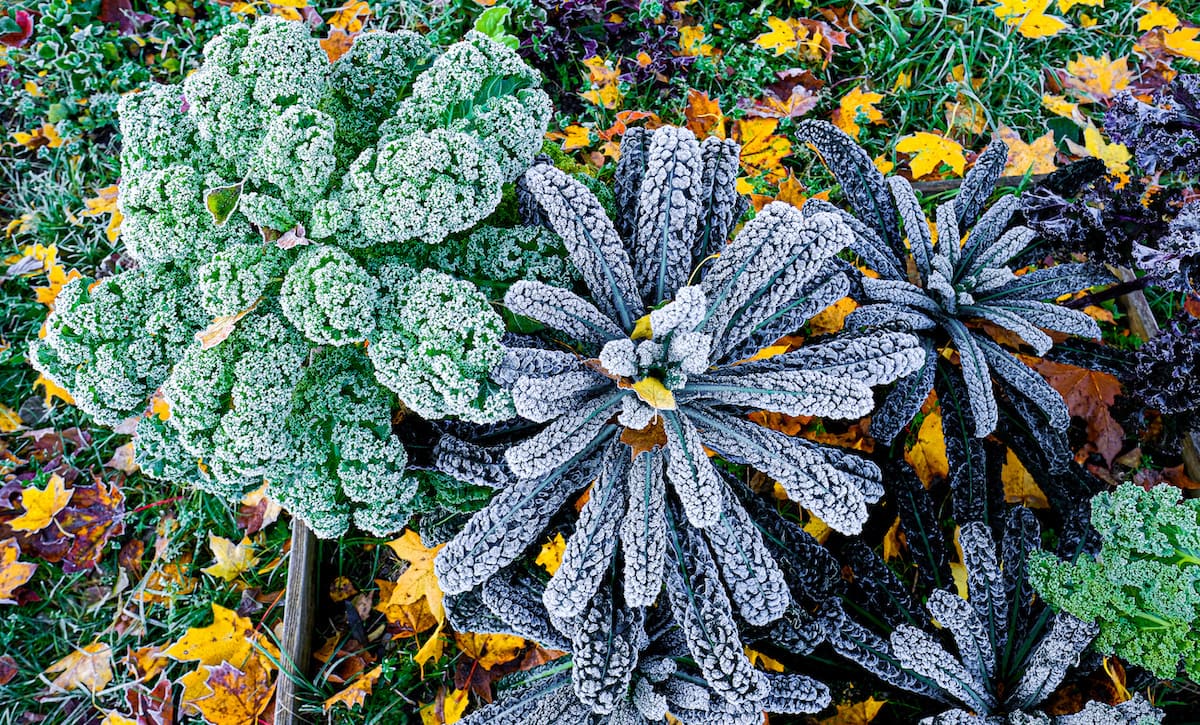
[1104,74,1200,177]
[447,566,830,724]
[436,124,924,706]
[824,506,1164,724]
[1130,310,1200,419]
[794,120,1115,444]
[1030,484,1200,682]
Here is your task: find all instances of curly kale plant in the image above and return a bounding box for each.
[1031,484,1200,682]
[825,504,1163,724]
[793,121,1114,448]
[29,18,553,538]
[433,125,926,706]
[1105,74,1200,178]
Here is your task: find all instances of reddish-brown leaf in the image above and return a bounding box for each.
[1030,358,1125,466]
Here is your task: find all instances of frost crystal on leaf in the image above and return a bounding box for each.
[795,120,1114,444]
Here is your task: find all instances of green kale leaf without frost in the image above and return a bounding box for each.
[28,16,552,538]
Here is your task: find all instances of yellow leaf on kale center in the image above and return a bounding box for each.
[1001,448,1050,508]
[535,533,566,575]
[630,377,677,410]
[8,474,73,533]
[45,642,113,694]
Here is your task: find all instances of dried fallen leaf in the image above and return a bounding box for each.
[684,89,725,139]
[45,642,113,694]
[0,404,22,433]
[905,409,949,485]
[1064,54,1133,102]
[8,474,72,533]
[420,687,469,725]
[818,695,887,724]
[535,533,565,575]
[323,664,383,713]
[0,538,36,604]
[164,603,279,669]
[104,443,139,474]
[34,373,74,407]
[1001,448,1050,508]
[1163,27,1200,61]
[896,132,966,179]
[196,300,259,350]
[183,656,275,724]
[832,85,885,140]
[386,529,446,624]
[733,118,792,183]
[996,125,1059,175]
[201,534,259,582]
[454,633,526,670]
[1066,124,1131,176]
[1030,357,1125,466]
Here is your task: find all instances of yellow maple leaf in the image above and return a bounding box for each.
[45,642,113,694]
[535,532,566,575]
[8,474,73,533]
[201,534,259,582]
[12,123,64,151]
[944,96,988,136]
[995,125,1059,175]
[0,538,37,604]
[1001,448,1050,508]
[808,296,858,335]
[1164,27,1200,61]
[733,117,792,183]
[905,409,949,485]
[454,632,526,669]
[1138,1,1180,31]
[895,132,966,179]
[678,25,715,57]
[0,404,22,433]
[323,664,383,713]
[327,0,370,32]
[882,516,905,561]
[832,85,885,140]
[420,687,469,725]
[164,603,279,669]
[556,124,593,151]
[34,373,74,407]
[630,377,677,410]
[1064,54,1133,101]
[80,185,123,244]
[581,56,622,109]
[34,265,83,307]
[1067,124,1131,175]
[387,529,446,624]
[181,653,275,724]
[1042,93,1083,122]
[991,0,1069,39]
[1056,0,1102,11]
[755,16,808,55]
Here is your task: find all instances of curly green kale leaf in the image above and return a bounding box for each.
[369,264,510,423]
[1031,484,1200,681]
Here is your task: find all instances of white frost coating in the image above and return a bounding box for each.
[506,280,626,343]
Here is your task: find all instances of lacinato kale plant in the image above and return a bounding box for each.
[29,17,553,538]
[443,564,832,724]
[1031,484,1200,682]
[433,125,926,711]
[793,121,1115,450]
[823,501,1163,724]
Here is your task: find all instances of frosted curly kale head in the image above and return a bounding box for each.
[1031,484,1200,682]
[824,506,1164,724]
[369,263,511,423]
[793,121,1115,444]
[1105,74,1200,178]
[33,19,554,538]
[445,567,831,724]
[434,125,926,705]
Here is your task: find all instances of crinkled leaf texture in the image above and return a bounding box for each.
[437,125,922,712]
[798,120,1114,444]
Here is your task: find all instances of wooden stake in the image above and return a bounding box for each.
[274,520,319,725]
